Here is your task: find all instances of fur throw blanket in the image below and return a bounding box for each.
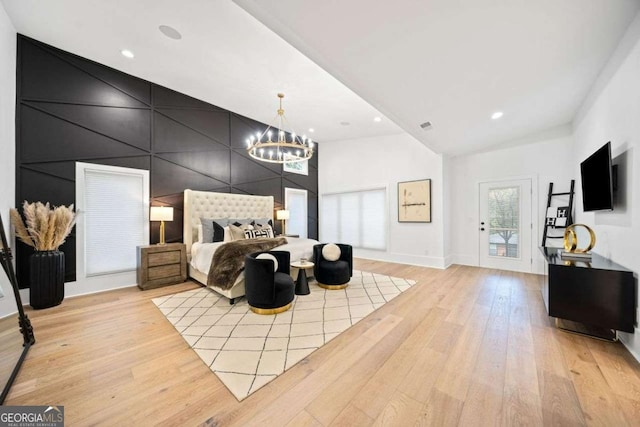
[207,237,287,290]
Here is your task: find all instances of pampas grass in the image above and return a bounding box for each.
[10,201,76,251]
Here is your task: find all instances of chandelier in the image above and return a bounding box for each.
[246,93,314,164]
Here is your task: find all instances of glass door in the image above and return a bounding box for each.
[479,179,532,272]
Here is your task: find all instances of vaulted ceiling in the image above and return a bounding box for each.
[3,0,639,155]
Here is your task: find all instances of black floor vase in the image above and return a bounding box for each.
[29,250,65,309]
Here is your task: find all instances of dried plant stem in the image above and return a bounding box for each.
[10,209,34,248]
[11,201,76,251]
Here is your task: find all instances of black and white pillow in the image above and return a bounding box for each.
[253,223,274,238]
[244,228,272,239]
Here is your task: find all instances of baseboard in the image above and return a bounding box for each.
[450,254,477,267]
[619,328,640,363]
[443,255,454,269]
[353,250,446,269]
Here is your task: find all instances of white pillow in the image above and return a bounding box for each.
[197,224,204,244]
[256,253,278,272]
[223,226,232,242]
[322,243,341,261]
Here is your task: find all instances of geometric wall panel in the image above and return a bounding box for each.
[230,151,281,184]
[154,112,229,153]
[233,177,284,203]
[154,85,218,110]
[20,38,149,108]
[152,157,229,198]
[25,101,151,151]
[156,151,231,184]
[155,108,230,146]
[20,105,147,162]
[16,35,318,287]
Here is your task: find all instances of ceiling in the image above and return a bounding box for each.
[0,0,403,144]
[235,0,640,155]
[3,1,640,156]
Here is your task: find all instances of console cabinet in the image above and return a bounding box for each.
[540,247,635,335]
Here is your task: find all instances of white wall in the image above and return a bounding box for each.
[0,3,18,318]
[319,133,446,268]
[448,133,574,274]
[572,18,640,360]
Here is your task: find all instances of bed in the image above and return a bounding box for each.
[183,189,318,301]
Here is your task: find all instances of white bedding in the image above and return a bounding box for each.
[190,237,318,276]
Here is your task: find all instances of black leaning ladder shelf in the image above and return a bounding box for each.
[541,180,575,247]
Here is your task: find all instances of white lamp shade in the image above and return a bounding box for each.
[276,210,290,220]
[150,206,173,222]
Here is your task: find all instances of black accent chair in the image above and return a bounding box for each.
[244,251,295,314]
[312,243,353,289]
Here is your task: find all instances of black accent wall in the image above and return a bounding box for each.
[15,35,319,286]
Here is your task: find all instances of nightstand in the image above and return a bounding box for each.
[137,243,187,290]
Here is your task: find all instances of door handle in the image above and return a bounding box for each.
[480,227,485,231]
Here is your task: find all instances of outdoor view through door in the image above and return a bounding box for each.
[479,179,532,272]
[489,187,520,258]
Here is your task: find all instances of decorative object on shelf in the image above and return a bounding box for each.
[276,209,290,234]
[561,223,596,260]
[545,206,570,228]
[0,214,36,404]
[541,180,575,247]
[150,206,173,245]
[245,93,314,164]
[398,179,432,223]
[10,201,75,309]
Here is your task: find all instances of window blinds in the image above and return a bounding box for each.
[321,188,386,250]
[84,169,146,276]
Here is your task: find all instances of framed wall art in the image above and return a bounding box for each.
[398,179,432,223]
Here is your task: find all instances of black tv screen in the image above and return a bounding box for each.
[580,142,614,212]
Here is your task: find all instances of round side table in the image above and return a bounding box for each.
[290,261,314,295]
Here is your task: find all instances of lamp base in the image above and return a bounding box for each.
[158,220,166,245]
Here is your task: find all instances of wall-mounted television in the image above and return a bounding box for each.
[580,141,614,212]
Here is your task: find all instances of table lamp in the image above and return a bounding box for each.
[150,206,173,245]
[276,209,290,235]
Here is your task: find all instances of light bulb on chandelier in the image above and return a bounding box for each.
[246,93,314,164]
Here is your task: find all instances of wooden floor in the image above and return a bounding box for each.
[6,260,640,426]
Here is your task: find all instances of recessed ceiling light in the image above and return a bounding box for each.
[491,111,504,120]
[121,49,134,59]
[159,25,182,40]
[308,128,315,133]
[373,117,382,122]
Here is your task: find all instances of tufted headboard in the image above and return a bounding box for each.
[183,189,274,255]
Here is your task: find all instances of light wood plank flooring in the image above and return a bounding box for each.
[5,260,640,426]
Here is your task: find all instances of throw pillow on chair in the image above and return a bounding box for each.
[313,243,353,290]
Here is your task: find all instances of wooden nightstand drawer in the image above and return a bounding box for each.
[137,243,187,290]
[148,264,181,280]
[148,250,181,267]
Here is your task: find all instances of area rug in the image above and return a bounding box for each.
[152,270,416,401]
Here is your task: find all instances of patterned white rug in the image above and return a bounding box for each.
[152,270,416,401]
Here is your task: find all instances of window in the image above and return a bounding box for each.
[285,188,308,238]
[76,163,149,279]
[321,188,386,250]
[487,186,519,258]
